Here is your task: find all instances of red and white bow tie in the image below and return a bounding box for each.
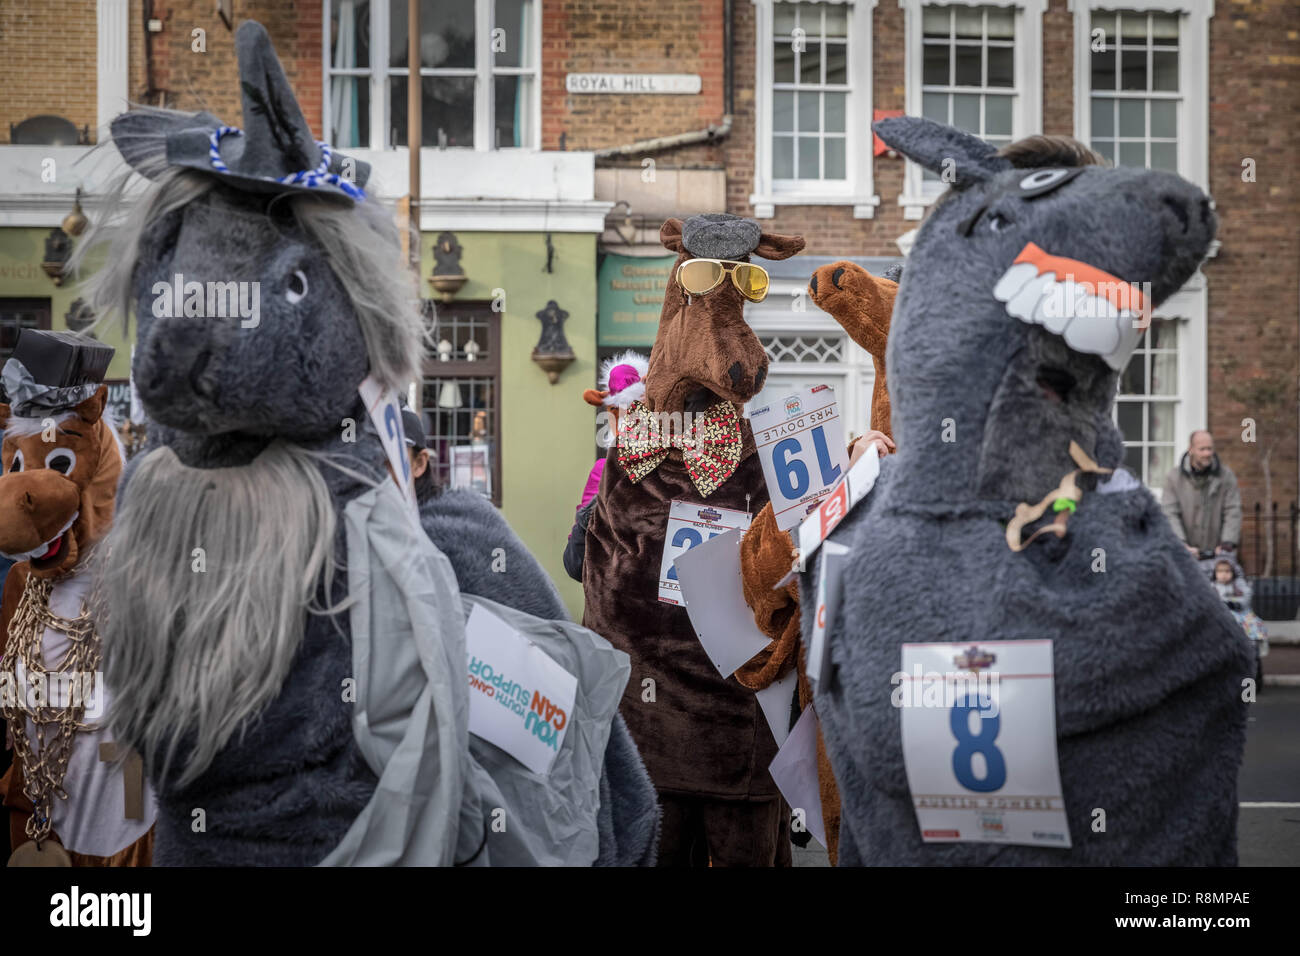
[616,400,744,498]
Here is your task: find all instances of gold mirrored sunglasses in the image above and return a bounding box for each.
[676,258,770,302]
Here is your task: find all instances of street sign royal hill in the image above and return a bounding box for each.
[565,73,702,94]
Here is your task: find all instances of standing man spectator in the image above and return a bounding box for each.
[1162,430,1243,555]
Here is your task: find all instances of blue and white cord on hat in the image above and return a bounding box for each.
[208,126,366,200]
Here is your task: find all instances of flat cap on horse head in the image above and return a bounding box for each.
[647,214,804,415]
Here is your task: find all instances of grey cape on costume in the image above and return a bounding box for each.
[321,482,643,866]
[805,117,1252,865]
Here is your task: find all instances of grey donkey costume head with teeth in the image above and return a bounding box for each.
[804,116,1251,865]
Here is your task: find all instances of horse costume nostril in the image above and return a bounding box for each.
[728,362,745,390]
[832,266,846,289]
[809,273,818,295]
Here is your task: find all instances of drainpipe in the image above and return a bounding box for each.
[594,0,734,161]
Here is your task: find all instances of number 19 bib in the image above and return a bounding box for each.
[897,639,1071,848]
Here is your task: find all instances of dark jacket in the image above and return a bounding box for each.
[563,500,594,582]
[1161,452,1242,551]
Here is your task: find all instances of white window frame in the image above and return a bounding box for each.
[1113,315,1182,489]
[1072,0,1214,489]
[744,288,875,438]
[898,0,1045,220]
[750,0,881,219]
[322,0,542,152]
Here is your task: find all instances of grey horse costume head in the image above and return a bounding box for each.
[88,21,414,467]
[806,117,1250,866]
[84,22,658,867]
[83,21,421,861]
[876,116,1214,508]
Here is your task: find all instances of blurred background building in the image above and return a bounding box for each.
[1,0,1295,616]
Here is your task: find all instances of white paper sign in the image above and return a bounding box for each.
[358,375,418,517]
[755,667,799,748]
[658,499,752,606]
[898,639,1071,848]
[749,386,849,532]
[806,541,850,689]
[768,705,827,849]
[774,444,880,590]
[675,528,772,676]
[465,604,579,776]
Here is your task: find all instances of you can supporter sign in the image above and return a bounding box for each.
[465,604,578,775]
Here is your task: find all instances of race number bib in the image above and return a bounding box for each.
[897,639,1071,848]
[805,541,850,690]
[658,500,752,605]
[749,386,849,531]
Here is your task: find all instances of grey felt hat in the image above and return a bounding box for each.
[681,213,763,260]
[111,21,369,204]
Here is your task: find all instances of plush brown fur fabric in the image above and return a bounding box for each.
[0,388,153,865]
[734,265,899,864]
[808,262,897,437]
[584,435,778,797]
[646,219,804,414]
[0,388,121,579]
[582,216,805,863]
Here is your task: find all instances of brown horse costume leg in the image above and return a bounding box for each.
[735,264,898,864]
[582,215,804,866]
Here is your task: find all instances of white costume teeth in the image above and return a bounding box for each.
[0,511,79,562]
[994,242,1148,370]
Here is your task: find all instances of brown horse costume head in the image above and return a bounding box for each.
[808,261,899,439]
[648,215,804,413]
[0,390,119,579]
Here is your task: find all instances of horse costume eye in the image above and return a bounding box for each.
[1016,167,1084,198]
[8,450,22,473]
[286,269,308,303]
[988,211,1013,233]
[45,449,76,474]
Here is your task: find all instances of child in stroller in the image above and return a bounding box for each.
[1202,552,1269,686]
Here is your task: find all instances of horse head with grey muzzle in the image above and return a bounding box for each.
[806,116,1250,867]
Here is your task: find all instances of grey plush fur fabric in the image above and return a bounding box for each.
[681,213,762,260]
[805,117,1251,865]
[421,490,661,866]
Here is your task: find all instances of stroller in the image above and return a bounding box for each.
[1198,551,1269,687]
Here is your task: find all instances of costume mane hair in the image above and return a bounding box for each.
[70,107,424,394]
[98,441,341,786]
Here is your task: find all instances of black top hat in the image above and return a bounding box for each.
[111,21,369,204]
[1,329,115,417]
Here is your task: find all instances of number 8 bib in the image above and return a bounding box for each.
[897,639,1072,848]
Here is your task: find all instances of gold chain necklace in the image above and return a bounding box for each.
[0,572,102,847]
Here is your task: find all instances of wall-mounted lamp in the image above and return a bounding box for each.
[530,300,575,385]
[42,188,88,286]
[428,231,467,303]
[64,297,94,334]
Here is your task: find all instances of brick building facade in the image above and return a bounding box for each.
[0,0,1295,581]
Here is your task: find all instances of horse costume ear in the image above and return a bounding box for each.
[74,386,108,425]
[753,231,806,261]
[872,115,1011,190]
[661,218,686,253]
